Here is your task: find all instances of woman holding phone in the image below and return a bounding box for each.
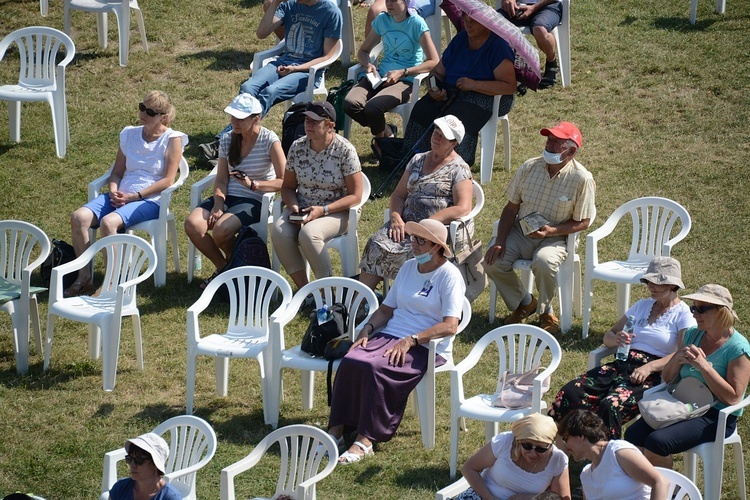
[184,93,284,288]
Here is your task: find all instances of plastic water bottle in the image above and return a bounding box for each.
[615,315,636,362]
[317,303,329,325]
[685,403,699,412]
[194,255,202,274]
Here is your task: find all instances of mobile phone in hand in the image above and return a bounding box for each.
[231,170,247,179]
[289,211,310,222]
[429,76,440,92]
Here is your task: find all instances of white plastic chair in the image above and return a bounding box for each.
[186,266,293,426]
[690,0,726,24]
[413,297,471,449]
[220,424,338,500]
[655,467,703,500]
[99,415,217,500]
[435,477,469,500]
[267,277,379,428]
[186,165,276,283]
[343,42,429,140]
[271,173,370,279]
[587,345,616,370]
[43,234,157,391]
[448,324,562,478]
[487,211,592,335]
[0,27,75,159]
[88,157,189,288]
[64,0,148,67]
[0,221,51,374]
[252,39,342,110]
[581,197,691,338]
[382,179,484,296]
[478,95,512,184]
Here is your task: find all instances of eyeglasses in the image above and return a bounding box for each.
[409,235,427,245]
[561,435,569,444]
[690,305,718,314]
[124,454,150,466]
[138,102,165,117]
[520,442,552,453]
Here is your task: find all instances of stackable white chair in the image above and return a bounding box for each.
[0,27,75,158]
[690,0,727,24]
[267,277,379,428]
[271,174,370,279]
[382,179,484,296]
[220,424,338,500]
[413,297,471,449]
[186,266,293,426]
[582,197,691,338]
[88,158,189,287]
[186,165,275,283]
[656,467,702,500]
[44,234,156,391]
[487,210,593,335]
[343,42,429,140]
[0,221,51,374]
[100,415,217,500]
[448,324,562,477]
[64,0,148,66]
[252,39,342,110]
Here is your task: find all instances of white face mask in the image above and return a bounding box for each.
[542,148,567,165]
[414,250,433,265]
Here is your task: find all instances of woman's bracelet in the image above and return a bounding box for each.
[137,191,144,200]
[365,323,375,335]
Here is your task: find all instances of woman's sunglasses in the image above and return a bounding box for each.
[690,305,718,314]
[124,454,150,466]
[139,102,165,117]
[409,235,427,245]
[520,442,552,453]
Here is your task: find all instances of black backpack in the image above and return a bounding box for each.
[281,102,309,155]
[40,239,78,289]
[215,226,271,303]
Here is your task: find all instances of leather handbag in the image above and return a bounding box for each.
[638,377,715,430]
[450,222,487,302]
[492,364,551,409]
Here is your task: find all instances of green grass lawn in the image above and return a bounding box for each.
[0,0,749,497]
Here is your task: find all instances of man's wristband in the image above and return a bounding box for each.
[137,191,144,200]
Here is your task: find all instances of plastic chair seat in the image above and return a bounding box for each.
[193,333,268,357]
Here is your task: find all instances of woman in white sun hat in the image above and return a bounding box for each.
[107,432,181,499]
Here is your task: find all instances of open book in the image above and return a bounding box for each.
[366,71,385,90]
[519,212,550,235]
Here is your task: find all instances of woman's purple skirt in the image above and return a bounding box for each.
[328,333,445,443]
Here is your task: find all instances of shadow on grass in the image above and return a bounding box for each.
[652,16,716,30]
[394,465,449,490]
[177,49,255,71]
[0,358,101,390]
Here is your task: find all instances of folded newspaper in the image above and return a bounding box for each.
[519,212,550,235]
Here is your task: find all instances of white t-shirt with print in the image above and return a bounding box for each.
[625,299,695,357]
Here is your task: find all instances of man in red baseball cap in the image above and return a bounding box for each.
[484,121,595,334]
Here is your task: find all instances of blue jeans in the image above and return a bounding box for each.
[239,61,323,116]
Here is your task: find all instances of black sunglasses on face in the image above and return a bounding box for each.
[139,102,165,117]
[690,305,718,314]
[520,442,552,453]
[125,454,150,466]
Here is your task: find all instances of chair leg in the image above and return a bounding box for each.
[114,6,130,66]
[488,281,497,323]
[102,318,123,391]
[449,413,461,479]
[581,278,594,339]
[96,12,108,49]
[9,302,30,374]
[733,441,747,500]
[215,357,230,397]
[616,282,631,318]
[132,314,144,371]
[716,0,726,14]
[29,296,43,355]
[43,313,56,371]
[40,0,48,16]
[415,376,436,449]
[186,351,197,414]
[501,114,511,172]
[9,100,21,143]
[168,216,180,274]
[152,231,167,288]
[132,3,148,52]
[50,96,65,158]
[690,0,699,24]
[479,119,498,185]
[89,324,102,360]
[187,241,196,283]
[301,370,315,411]
[573,259,582,317]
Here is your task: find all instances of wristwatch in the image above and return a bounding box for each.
[323,204,329,216]
[410,334,419,346]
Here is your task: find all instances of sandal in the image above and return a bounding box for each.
[338,440,374,464]
[63,280,97,298]
[199,270,220,289]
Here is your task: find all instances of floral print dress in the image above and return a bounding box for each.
[358,152,473,280]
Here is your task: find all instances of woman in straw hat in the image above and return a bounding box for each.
[625,284,750,469]
[455,413,571,500]
[107,432,181,499]
[561,410,668,500]
[327,219,465,464]
[548,257,696,439]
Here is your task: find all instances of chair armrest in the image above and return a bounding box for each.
[190,167,218,209]
[302,39,343,97]
[436,477,470,500]
[588,346,616,370]
[88,166,114,201]
[101,448,126,494]
[252,40,286,74]
[48,245,103,301]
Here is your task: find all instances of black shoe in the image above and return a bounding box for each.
[199,140,220,160]
[538,61,559,90]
